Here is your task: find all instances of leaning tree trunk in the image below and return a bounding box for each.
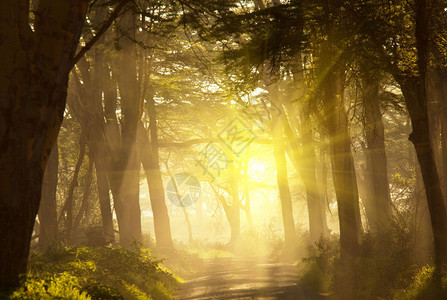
[38,143,59,248]
[137,122,174,248]
[145,95,174,248]
[64,130,87,243]
[0,1,88,288]
[395,0,447,268]
[399,77,447,268]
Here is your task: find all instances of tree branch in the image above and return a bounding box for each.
[71,0,131,68]
[158,137,274,148]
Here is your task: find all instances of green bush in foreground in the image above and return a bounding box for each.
[8,246,179,300]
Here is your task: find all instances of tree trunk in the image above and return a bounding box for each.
[38,143,59,248]
[427,68,447,201]
[323,69,361,259]
[297,113,329,243]
[395,0,447,268]
[72,156,94,241]
[442,119,447,199]
[242,155,255,232]
[318,143,331,233]
[399,78,447,268]
[165,164,193,244]
[413,150,433,263]
[0,0,88,288]
[360,70,393,233]
[137,122,174,248]
[271,115,297,247]
[94,156,115,244]
[228,153,242,245]
[112,12,142,247]
[209,178,241,246]
[71,61,117,245]
[288,55,328,243]
[64,130,87,243]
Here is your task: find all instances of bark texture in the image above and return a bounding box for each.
[0,0,88,288]
[38,144,59,248]
[360,70,393,233]
[322,67,361,259]
[271,115,296,247]
[137,122,174,248]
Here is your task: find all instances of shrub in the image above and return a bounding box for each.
[393,265,447,300]
[299,220,418,299]
[10,272,91,300]
[11,245,178,300]
[299,235,338,294]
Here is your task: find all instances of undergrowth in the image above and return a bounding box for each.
[298,220,433,299]
[6,245,179,300]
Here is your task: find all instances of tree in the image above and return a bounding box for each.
[38,144,59,248]
[110,10,142,247]
[0,1,88,288]
[402,0,447,268]
[0,0,128,288]
[355,0,447,268]
[359,66,393,233]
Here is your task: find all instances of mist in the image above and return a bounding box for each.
[1,0,447,299]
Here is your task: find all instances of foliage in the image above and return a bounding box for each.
[300,235,339,294]
[10,272,91,300]
[393,266,447,300]
[299,221,420,299]
[10,246,178,300]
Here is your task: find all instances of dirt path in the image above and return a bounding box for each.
[175,256,326,300]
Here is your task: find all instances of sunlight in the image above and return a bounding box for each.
[7,0,446,298]
[248,159,268,179]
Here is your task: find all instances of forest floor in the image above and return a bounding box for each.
[175,256,329,300]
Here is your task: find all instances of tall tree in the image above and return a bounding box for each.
[0,0,88,287]
[0,0,129,286]
[359,66,393,233]
[320,63,362,259]
[137,121,174,248]
[270,112,297,247]
[398,0,447,268]
[111,10,142,247]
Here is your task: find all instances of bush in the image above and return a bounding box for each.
[393,265,447,300]
[10,245,179,300]
[299,235,338,294]
[11,272,91,300]
[299,221,418,299]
